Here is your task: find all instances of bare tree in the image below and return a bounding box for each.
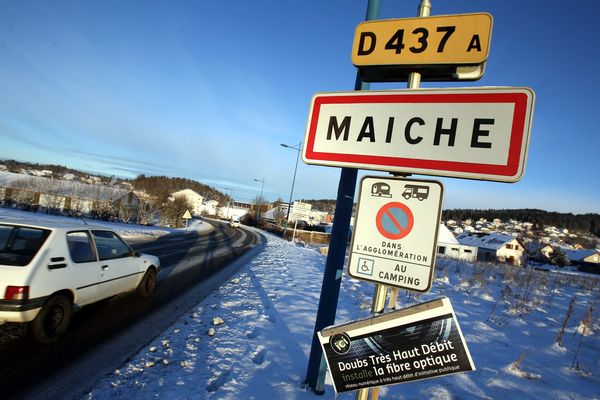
[39,193,64,214]
[253,195,267,218]
[162,195,193,228]
[137,199,161,226]
[116,199,134,223]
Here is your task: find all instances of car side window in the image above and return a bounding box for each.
[91,230,131,261]
[67,231,96,263]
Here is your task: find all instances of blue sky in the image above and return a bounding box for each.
[0,0,598,214]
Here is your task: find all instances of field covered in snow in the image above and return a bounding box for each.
[82,231,600,399]
[1,207,598,399]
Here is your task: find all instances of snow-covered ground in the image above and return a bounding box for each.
[2,208,599,399]
[85,238,599,398]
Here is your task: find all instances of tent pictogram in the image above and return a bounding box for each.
[375,202,414,240]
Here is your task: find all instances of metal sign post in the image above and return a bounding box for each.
[355,2,431,399]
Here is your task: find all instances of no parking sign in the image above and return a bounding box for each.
[348,176,443,292]
[376,202,414,240]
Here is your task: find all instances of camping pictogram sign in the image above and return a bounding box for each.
[348,176,444,292]
[376,202,414,240]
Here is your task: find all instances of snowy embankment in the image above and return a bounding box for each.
[82,232,600,399]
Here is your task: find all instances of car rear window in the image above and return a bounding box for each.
[0,225,51,266]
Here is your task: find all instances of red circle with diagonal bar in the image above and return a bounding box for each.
[376,202,414,240]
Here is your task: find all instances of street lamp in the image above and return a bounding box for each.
[281,142,301,239]
[253,178,265,219]
[224,187,233,219]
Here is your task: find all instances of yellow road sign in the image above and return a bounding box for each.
[352,13,492,67]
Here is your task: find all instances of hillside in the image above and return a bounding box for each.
[0,159,229,205]
[0,159,105,182]
[131,175,228,204]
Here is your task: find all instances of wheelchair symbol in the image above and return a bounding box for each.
[357,258,374,276]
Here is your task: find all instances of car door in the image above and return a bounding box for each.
[90,230,139,299]
[66,230,101,305]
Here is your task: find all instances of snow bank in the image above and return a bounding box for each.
[84,235,600,399]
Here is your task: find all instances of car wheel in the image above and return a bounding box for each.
[137,268,157,298]
[30,294,72,344]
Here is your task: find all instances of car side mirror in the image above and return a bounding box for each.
[132,250,141,257]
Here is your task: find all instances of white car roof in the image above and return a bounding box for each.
[0,220,112,232]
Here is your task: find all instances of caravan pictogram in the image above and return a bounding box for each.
[371,182,392,198]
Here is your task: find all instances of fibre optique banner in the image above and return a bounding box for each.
[318,297,475,393]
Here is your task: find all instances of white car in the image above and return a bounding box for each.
[229,218,241,228]
[0,221,160,343]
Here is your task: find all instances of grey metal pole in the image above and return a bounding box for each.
[408,0,431,87]
[225,187,232,220]
[372,284,388,313]
[254,178,265,219]
[380,0,431,315]
[357,2,432,399]
[282,143,301,239]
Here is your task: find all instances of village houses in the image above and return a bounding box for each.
[456,232,527,266]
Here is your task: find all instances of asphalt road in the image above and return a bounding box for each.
[0,219,264,400]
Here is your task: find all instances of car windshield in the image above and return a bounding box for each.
[0,224,51,266]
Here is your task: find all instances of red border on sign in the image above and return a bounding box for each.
[376,202,414,240]
[304,91,530,178]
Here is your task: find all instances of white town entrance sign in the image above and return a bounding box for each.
[302,87,535,182]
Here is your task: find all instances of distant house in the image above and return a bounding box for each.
[28,169,53,177]
[221,201,251,220]
[202,200,220,216]
[527,241,554,261]
[457,232,527,266]
[540,245,554,259]
[260,202,292,223]
[437,224,477,262]
[464,225,476,233]
[171,189,204,215]
[563,249,600,274]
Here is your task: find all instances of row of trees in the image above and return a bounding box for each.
[2,175,196,228]
[5,176,132,219]
[442,208,600,237]
[297,199,337,214]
